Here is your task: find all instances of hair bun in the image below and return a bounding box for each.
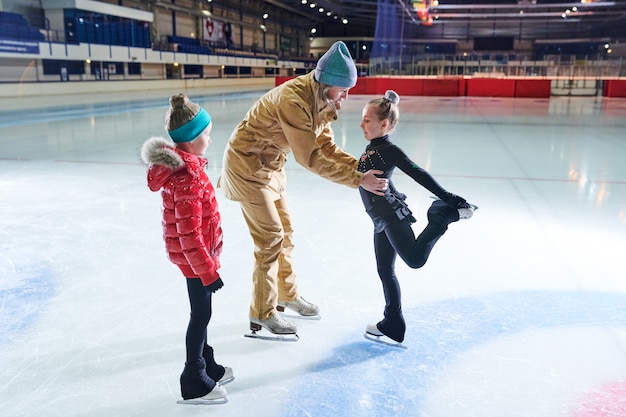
[384,90,400,105]
[169,93,188,109]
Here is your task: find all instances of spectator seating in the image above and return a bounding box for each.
[0,11,45,41]
[167,36,212,55]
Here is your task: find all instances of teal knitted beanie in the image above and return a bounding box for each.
[314,41,357,88]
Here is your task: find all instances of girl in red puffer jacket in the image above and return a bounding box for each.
[140,93,233,405]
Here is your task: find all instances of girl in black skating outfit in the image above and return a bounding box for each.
[357,90,477,344]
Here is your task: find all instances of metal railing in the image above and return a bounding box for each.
[368,54,625,78]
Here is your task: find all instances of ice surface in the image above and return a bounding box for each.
[1,91,625,417]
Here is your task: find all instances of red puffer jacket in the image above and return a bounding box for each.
[141,136,222,286]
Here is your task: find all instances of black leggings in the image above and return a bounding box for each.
[373,200,458,342]
[180,278,226,399]
[185,278,213,364]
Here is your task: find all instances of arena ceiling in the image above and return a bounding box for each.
[261,0,626,40]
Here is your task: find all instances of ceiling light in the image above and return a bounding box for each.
[342,18,348,24]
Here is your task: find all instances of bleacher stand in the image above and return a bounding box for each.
[167,36,212,55]
[0,11,45,41]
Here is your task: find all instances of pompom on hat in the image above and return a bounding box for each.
[314,41,358,88]
[165,93,212,143]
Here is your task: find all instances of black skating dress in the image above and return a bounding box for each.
[357,135,464,342]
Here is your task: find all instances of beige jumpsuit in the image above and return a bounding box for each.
[218,71,363,320]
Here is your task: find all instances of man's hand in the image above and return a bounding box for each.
[360,170,388,196]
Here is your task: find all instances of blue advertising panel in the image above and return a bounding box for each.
[0,39,40,54]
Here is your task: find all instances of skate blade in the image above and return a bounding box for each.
[244,331,299,342]
[364,332,407,349]
[176,397,228,405]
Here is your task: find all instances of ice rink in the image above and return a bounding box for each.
[1,85,626,417]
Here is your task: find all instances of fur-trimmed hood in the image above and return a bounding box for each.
[141,136,185,169]
[141,136,206,192]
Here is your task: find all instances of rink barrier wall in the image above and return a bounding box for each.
[603,79,626,97]
[0,77,275,98]
[2,76,625,99]
[276,76,626,98]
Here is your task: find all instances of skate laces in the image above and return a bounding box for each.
[294,297,311,309]
[292,297,319,314]
[270,312,291,325]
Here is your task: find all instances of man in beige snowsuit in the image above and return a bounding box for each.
[219,41,388,337]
